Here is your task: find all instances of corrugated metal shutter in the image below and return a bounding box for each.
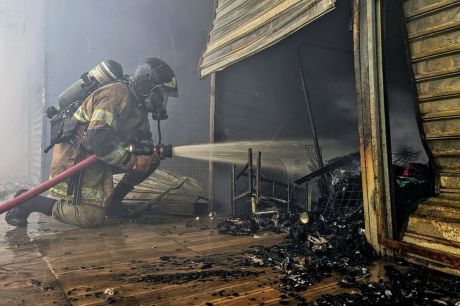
[402,0,460,260]
[199,0,336,77]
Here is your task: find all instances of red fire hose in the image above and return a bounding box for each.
[0,155,98,215]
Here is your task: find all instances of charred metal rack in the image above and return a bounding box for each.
[295,152,361,212]
[230,148,292,217]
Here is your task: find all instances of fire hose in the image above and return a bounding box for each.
[0,144,173,215]
[0,155,98,215]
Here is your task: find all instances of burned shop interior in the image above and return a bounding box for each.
[0,0,459,305]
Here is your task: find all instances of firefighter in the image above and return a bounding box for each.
[5,58,178,227]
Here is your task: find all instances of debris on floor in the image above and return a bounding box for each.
[242,207,375,293]
[28,279,54,291]
[134,269,262,284]
[216,150,458,304]
[217,217,261,236]
[314,264,460,305]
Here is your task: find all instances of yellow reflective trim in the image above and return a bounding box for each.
[73,112,87,123]
[91,109,114,126]
[73,107,90,123]
[81,186,103,201]
[50,181,103,202]
[50,182,70,197]
[163,76,177,89]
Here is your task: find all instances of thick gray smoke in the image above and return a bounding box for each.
[0,0,426,191]
[44,0,214,184]
[0,0,45,184]
[0,1,25,183]
[0,0,214,185]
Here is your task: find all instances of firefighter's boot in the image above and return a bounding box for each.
[106,181,133,218]
[5,189,56,227]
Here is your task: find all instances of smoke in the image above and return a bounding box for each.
[44,0,214,183]
[0,0,42,184]
[0,0,214,185]
[0,0,428,188]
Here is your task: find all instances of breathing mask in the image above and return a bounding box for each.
[133,58,178,121]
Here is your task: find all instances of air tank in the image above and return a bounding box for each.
[57,60,123,110]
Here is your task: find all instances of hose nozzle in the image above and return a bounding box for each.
[154,144,172,160]
[128,143,173,160]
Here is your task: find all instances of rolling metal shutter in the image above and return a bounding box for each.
[199,0,336,77]
[402,0,460,265]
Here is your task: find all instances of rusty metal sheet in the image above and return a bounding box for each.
[405,254,460,277]
[402,233,460,257]
[413,53,460,81]
[434,157,460,173]
[409,30,460,61]
[428,139,460,157]
[413,201,460,220]
[439,175,460,189]
[113,170,207,215]
[420,196,460,208]
[419,97,460,115]
[417,75,460,100]
[381,238,460,268]
[406,4,460,39]
[406,214,460,244]
[404,0,459,19]
[401,0,460,270]
[211,0,283,38]
[199,0,336,77]
[422,116,460,139]
[440,188,460,195]
[354,0,394,254]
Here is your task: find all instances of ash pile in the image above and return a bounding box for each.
[315,264,460,305]
[241,183,376,295]
[219,151,376,291]
[217,149,455,303]
[245,207,375,291]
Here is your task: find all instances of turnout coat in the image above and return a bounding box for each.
[49,82,151,208]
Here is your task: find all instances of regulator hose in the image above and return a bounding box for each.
[157,119,162,146]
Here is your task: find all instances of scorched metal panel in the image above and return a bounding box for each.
[402,0,460,265]
[199,0,336,77]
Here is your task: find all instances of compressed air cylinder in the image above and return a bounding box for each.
[57,60,123,110]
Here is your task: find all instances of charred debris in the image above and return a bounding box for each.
[216,148,459,304]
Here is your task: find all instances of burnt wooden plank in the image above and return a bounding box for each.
[0,238,68,305]
[47,243,189,272]
[33,220,285,305]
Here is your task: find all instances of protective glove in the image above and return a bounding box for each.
[131,153,161,173]
[132,155,153,173]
